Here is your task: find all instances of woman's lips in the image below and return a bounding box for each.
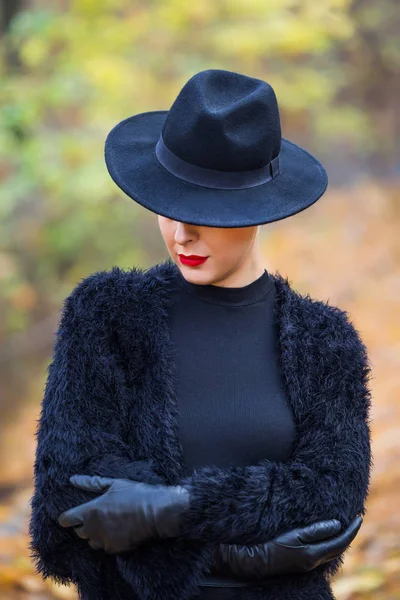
[179,255,208,267]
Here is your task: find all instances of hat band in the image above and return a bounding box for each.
[155,135,280,190]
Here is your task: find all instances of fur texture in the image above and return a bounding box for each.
[28,258,373,600]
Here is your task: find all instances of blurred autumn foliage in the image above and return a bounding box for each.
[0,0,399,598]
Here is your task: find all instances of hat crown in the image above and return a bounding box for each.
[161,69,282,173]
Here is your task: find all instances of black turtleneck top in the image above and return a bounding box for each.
[167,263,296,479]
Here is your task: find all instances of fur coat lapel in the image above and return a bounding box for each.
[29,257,372,600]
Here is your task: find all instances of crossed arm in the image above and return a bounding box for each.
[30,286,372,586]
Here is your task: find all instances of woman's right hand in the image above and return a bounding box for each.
[213,516,363,580]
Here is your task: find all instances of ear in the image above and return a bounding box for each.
[69,474,115,492]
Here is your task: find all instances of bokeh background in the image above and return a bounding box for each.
[0,0,399,598]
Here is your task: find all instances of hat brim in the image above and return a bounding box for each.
[104,111,328,228]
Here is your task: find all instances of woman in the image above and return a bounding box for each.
[29,69,372,600]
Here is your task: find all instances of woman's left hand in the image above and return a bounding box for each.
[57,474,190,554]
[214,516,363,579]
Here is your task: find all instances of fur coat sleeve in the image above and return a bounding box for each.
[177,301,373,560]
[28,274,165,595]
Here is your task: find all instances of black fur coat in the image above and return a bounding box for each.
[29,258,373,600]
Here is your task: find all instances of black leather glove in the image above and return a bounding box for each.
[57,475,190,554]
[214,516,363,579]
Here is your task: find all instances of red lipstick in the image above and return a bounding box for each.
[179,254,208,267]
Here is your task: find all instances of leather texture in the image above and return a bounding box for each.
[57,475,190,554]
[213,516,363,580]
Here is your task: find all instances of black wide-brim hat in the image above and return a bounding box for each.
[105,69,328,228]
